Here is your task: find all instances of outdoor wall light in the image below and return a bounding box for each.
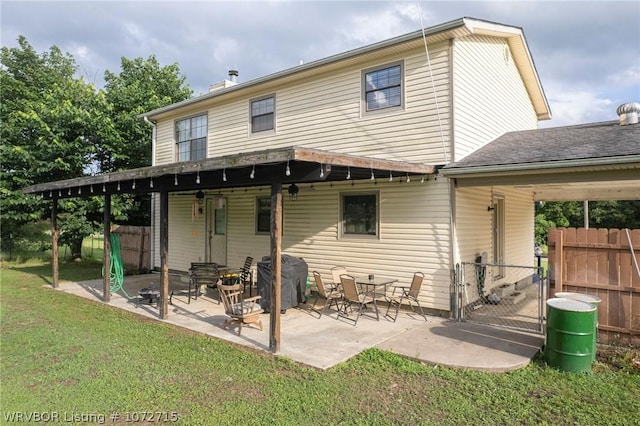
[288,183,299,201]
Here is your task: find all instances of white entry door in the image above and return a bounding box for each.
[206,197,227,265]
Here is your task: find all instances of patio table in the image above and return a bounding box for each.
[355,276,398,303]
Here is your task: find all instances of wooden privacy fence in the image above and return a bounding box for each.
[548,228,640,346]
[111,225,150,274]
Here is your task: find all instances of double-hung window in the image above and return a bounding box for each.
[176,115,207,161]
[363,63,403,112]
[341,192,378,237]
[251,95,275,133]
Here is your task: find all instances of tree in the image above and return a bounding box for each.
[535,200,640,245]
[1,38,194,256]
[0,37,108,255]
[103,55,192,171]
[101,56,192,226]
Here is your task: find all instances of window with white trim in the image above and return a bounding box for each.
[341,192,378,237]
[176,115,207,161]
[251,95,275,133]
[363,63,403,112]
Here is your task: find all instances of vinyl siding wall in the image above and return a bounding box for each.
[452,35,538,161]
[154,41,452,166]
[153,179,452,312]
[455,185,535,300]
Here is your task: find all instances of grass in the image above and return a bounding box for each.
[1,259,639,425]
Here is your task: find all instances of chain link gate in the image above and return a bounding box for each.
[454,261,547,333]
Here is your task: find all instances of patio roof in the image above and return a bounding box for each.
[23,146,437,199]
[440,119,640,201]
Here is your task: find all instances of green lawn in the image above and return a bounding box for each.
[1,259,639,425]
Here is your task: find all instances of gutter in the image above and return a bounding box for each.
[143,116,157,271]
[441,155,640,177]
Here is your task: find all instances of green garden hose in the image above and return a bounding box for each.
[102,233,130,298]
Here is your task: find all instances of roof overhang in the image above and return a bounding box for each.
[441,157,640,201]
[23,146,437,200]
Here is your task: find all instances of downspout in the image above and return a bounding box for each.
[447,38,459,319]
[144,116,157,271]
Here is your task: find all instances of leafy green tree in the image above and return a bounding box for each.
[535,200,640,245]
[103,55,192,171]
[0,37,106,255]
[2,38,193,256]
[101,56,192,225]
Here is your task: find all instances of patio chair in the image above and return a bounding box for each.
[385,272,427,322]
[217,282,264,335]
[338,274,378,325]
[171,262,221,304]
[239,256,254,293]
[330,265,347,291]
[310,271,343,318]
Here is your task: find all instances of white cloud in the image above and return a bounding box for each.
[543,89,617,127]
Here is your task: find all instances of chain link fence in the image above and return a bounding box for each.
[454,261,547,333]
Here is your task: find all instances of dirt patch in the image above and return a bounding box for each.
[595,345,640,373]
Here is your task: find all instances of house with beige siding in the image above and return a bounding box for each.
[25,17,562,323]
[141,17,551,315]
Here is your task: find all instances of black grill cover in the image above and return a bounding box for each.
[257,254,308,313]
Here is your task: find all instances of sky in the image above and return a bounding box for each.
[1,1,639,128]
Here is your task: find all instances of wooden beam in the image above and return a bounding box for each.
[293,148,435,174]
[51,198,59,288]
[269,180,283,353]
[103,194,111,302]
[159,190,169,319]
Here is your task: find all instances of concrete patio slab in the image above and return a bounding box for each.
[53,273,544,372]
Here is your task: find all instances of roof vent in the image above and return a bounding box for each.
[228,70,239,83]
[616,102,640,126]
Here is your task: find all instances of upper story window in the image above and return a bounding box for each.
[251,95,275,133]
[176,115,207,162]
[363,63,403,112]
[341,192,378,237]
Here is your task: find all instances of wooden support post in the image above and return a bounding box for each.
[51,198,59,288]
[269,180,283,353]
[103,194,111,302]
[554,229,564,294]
[137,227,145,274]
[159,190,169,319]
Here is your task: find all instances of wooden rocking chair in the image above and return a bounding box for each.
[217,282,264,335]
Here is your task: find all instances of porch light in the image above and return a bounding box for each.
[406,174,410,183]
[288,183,299,201]
[346,166,351,180]
[319,164,324,178]
[286,161,291,176]
[250,165,255,179]
[196,170,201,184]
[196,190,205,202]
[389,172,393,182]
[117,181,120,191]
[132,179,136,190]
[223,168,227,182]
[174,174,178,186]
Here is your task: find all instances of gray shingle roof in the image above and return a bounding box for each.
[444,120,640,170]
